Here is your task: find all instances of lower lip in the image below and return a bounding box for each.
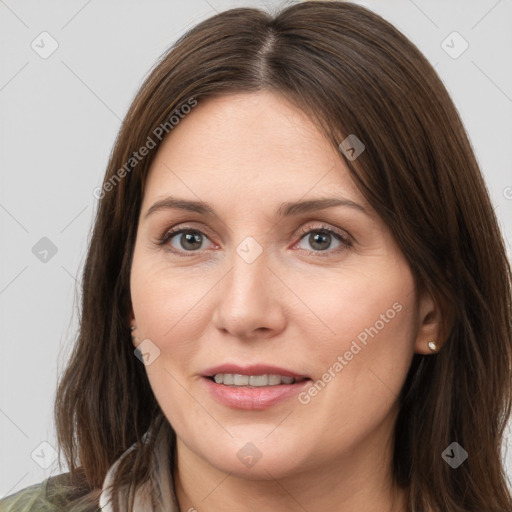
[202,377,311,410]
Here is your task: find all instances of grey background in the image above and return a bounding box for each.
[1,0,511,498]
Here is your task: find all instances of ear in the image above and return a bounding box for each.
[128,308,136,328]
[414,289,444,355]
[126,305,140,347]
[125,300,136,329]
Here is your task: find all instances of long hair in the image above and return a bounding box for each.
[44,1,512,510]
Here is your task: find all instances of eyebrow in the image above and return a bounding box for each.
[144,196,369,219]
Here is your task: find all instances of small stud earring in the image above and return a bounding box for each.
[428,341,437,352]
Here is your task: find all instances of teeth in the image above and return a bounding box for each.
[234,374,249,386]
[223,373,234,385]
[268,374,281,385]
[249,375,268,386]
[212,373,300,387]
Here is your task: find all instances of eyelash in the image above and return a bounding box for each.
[158,223,352,257]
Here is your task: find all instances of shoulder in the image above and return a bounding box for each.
[0,473,99,512]
[0,478,53,512]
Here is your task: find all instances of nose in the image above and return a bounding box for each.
[211,245,286,341]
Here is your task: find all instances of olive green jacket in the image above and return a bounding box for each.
[1,422,179,511]
[0,473,100,512]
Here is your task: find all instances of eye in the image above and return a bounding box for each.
[294,223,352,255]
[158,223,352,257]
[159,227,214,254]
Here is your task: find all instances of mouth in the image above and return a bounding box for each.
[200,364,312,409]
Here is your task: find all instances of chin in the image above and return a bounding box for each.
[187,433,311,481]
[210,451,304,481]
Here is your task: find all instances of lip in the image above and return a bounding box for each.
[202,377,311,410]
[201,364,309,379]
[200,363,311,410]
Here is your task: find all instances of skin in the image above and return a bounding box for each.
[129,90,441,511]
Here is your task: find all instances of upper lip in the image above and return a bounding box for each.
[202,364,310,379]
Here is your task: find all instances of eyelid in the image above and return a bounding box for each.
[294,222,353,244]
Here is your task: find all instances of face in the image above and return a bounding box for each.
[129,91,437,480]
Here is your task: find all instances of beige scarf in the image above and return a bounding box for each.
[99,423,180,511]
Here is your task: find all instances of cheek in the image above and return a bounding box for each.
[300,260,417,355]
[130,254,212,352]
[294,263,417,432]
[130,259,212,431]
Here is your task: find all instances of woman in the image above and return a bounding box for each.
[2,1,511,511]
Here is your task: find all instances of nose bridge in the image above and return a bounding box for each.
[213,237,284,337]
[224,239,270,313]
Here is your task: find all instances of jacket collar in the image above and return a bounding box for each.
[99,423,179,511]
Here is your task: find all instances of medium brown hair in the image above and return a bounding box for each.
[51,2,512,511]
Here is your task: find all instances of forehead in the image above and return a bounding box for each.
[142,91,366,212]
